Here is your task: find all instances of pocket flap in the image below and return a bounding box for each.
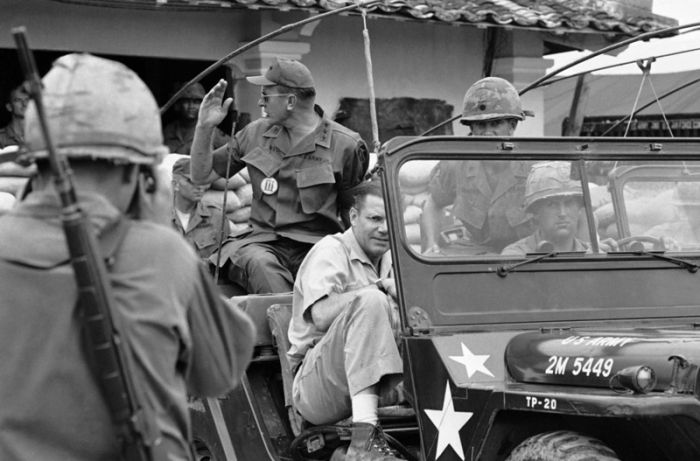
[242,147,281,178]
[296,164,335,188]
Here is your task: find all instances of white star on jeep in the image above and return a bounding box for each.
[449,343,494,378]
[424,382,473,460]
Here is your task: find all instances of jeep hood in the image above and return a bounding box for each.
[506,331,700,391]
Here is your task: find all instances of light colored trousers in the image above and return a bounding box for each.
[292,288,403,425]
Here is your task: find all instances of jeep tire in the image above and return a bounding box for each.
[505,430,620,461]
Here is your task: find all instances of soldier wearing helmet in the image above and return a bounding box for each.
[171,156,230,258]
[163,82,230,155]
[502,161,588,255]
[460,76,528,135]
[0,53,255,461]
[421,77,532,255]
[189,57,368,294]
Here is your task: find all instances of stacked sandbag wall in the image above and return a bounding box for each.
[398,160,438,253]
[162,153,252,233]
[206,171,252,233]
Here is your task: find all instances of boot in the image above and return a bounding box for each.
[344,422,404,461]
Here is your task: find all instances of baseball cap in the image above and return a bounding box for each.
[247,58,315,89]
[171,157,191,178]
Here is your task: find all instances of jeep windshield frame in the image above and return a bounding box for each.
[380,136,700,332]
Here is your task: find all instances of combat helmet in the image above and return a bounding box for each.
[24,53,167,165]
[460,77,526,124]
[524,161,583,212]
[177,82,206,101]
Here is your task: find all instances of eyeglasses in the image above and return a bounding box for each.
[258,93,291,104]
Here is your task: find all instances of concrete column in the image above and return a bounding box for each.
[488,29,552,136]
[492,55,553,136]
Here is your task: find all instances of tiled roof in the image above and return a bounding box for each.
[54,0,676,35]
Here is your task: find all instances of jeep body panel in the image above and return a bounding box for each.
[381,136,700,460]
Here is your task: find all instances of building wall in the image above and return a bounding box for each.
[303,15,484,138]
[1,0,547,137]
[0,0,245,60]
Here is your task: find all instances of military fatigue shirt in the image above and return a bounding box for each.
[0,122,23,148]
[428,160,532,252]
[172,201,230,258]
[501,230,589,255]
[0,191,255,461]
[288,228,393,362]
[210,107,368,247]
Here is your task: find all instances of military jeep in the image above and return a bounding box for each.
[193,136,700,460]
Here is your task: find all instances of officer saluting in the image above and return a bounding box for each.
[0,53,256,461]
[190,58,369,294]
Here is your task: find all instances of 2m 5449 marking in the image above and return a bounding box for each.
[545,356,615,378]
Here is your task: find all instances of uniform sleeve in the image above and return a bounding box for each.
[340,138,369,191]
[295,239,351,320]
[428,160,457,208]
[185,263,256,397]
[211,129,245,179]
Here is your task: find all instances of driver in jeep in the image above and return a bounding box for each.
[288,180,404,461]
[502,161,588,254]
[420,77,533,255]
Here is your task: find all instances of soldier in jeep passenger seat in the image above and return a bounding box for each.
[502,161,588,254]
[190,57,369,294]
[171,157,231,259]
[0,53,256,461]
[420,77,533,255]
[288,181,405,461]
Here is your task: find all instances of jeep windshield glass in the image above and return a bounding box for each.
[398,159,700,259]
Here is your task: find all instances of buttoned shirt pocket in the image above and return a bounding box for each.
[296,164,336,214]
[193,227,218,251]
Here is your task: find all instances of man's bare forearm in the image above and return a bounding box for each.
[310,290,366,332]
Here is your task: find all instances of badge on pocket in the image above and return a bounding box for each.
[261,177,279,195]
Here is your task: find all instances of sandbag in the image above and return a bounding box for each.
[0,192,16,213]
[405,223,422,245]
[0,177,29,196]
[0,162,36,177]
[403,205,422,224]
[401,183,429,196]
[229,205,251,223]
[203,190,241,212]
[237,184,253,206]
[398,160,438,189]
[229,221,250,233]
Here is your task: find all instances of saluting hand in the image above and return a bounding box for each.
[198,79,233,128]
